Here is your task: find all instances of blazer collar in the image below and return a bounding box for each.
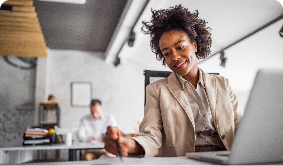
[166,72,195,127]
[175,69,205,90]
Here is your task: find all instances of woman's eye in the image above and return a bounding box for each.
[163,52,169,57]
[177,46,184,50]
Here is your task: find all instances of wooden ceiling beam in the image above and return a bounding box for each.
[0,20,40,27]
[2,0,33,6]
[0,25,41,33]
[0,0,47,58]
[0,11,37,18]
[0,15,38,23]
[12,6,35,12]
[0,32,47,58]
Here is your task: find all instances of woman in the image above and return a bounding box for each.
[104,4,241,157]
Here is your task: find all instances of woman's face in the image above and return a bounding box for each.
[159,30,198,77]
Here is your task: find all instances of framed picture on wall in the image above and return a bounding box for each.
[71,82,92,107]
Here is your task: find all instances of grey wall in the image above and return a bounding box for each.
[0,56,35,146]
[39,49,147,138]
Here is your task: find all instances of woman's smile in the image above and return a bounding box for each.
[173,60,187,69]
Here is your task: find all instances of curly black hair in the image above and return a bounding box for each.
[142,4,212,66]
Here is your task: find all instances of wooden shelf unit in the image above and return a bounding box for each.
[38,102,60,129]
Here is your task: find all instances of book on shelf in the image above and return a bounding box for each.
[24,135,46,138]
[24,131,48,138]
[25,131,48,135]
[26,128,48,132]
[23,136,51,145]
[24,127,49,138]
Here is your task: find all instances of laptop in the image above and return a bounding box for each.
[186,69,283,165]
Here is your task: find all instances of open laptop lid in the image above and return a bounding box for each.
[229,69,283,164]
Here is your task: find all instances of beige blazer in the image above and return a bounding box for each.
[134,68,241,157]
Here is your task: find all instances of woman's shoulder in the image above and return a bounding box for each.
[201,69,227,81]
[207,72,225,79]
[202,70,229,87]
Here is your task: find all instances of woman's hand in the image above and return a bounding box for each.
[104,126,145,156]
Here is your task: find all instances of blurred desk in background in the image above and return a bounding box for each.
[0,142,104,164]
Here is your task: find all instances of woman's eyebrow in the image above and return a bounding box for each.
[174,40,185,46]
[161,40,185,51]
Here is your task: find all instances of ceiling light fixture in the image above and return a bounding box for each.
[279,25,283,37]
[38,0,86,4]
[114,56,120,67]
[128,31,136,47]
[220,51,227,67]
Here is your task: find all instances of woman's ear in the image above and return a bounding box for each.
[193,41,197,52]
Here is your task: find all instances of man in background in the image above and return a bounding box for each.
[77,99,117,143]
[77,99,117,160]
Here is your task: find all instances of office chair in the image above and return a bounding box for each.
[144,70,172,106]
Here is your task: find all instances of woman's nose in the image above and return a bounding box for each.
[172,50,180,61]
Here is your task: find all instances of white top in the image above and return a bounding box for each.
[176,71,224,148]
[77,112,117,142]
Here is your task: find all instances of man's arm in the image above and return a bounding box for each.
[77,119,89,142]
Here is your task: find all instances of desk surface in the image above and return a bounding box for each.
[25,155,210,165]
[1,156,283,166]
[0,142,104,151]
[0,156,283,166]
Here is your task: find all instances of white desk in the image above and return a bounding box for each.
[0,142,104,164]
[0,156,283,166]
[2,156,283,166]
[25,155,210,165]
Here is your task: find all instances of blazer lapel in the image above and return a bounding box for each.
[201,69,217,122]
[165,73,195,128]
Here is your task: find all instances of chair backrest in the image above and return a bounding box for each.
[144,70,172,105]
